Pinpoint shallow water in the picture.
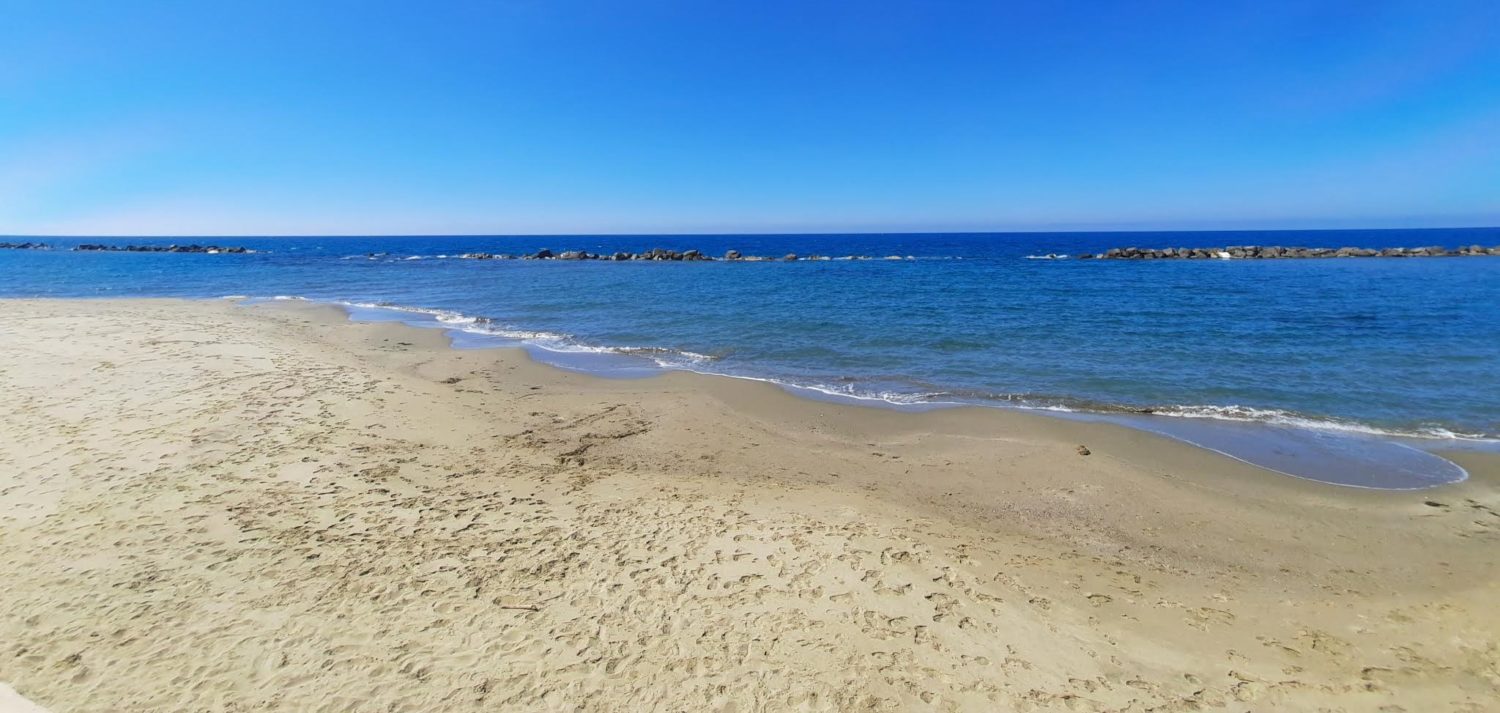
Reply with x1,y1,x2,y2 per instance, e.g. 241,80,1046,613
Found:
4,229,1498,488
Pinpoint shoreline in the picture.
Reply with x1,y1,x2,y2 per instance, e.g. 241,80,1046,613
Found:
7,230,1499,467
293,295,1500,441
2,298,1498,711
284,295,1491,490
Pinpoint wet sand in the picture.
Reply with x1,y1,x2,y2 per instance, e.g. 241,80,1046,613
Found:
1,298,1497,712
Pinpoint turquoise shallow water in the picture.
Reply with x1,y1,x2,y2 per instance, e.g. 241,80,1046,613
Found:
3,228,1498,488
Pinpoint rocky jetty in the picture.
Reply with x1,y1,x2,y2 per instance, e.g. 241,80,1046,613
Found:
457,247,715,261
5,241,251,253
451,248,887,262
1084,245,1500,260
74,243,250,254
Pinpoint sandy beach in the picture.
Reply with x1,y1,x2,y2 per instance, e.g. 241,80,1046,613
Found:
1,298,1496,712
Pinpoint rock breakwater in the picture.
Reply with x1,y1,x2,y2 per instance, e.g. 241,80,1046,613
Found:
75,243,250,254
1083,245,1500,260
449,248,901,262
2,242,251,253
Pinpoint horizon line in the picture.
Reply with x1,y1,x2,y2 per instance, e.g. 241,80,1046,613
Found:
5,224,1499,240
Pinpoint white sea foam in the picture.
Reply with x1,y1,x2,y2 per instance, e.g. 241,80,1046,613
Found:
1018,403,1079,413
668,370,953,408
340,300,491,328
783,381,947,405
1146,404,1494,441
329,299,714,367
606,346,718,363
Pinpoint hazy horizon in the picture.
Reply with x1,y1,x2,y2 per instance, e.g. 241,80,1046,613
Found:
5,223,1500,241
21,218,1500,239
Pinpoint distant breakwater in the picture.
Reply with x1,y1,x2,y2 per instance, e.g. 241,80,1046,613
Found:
0,242,250,254
10,241,1500,262
432,248,911,262
1078,245,1500,260
359,244,1500,262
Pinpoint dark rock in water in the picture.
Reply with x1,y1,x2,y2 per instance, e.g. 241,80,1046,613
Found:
71,243,249,254
612,252,631,261
1086,244,1499,261
0,241,49,250
783,253,798,261
530,248,554,259
557,250,585,260
725,249,741,260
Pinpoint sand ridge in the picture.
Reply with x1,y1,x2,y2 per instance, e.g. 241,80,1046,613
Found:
1,298,1497,712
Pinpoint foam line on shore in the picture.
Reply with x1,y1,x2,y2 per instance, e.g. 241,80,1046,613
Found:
253,295,1499,445
1153,429,1467,491
231,295,1489,489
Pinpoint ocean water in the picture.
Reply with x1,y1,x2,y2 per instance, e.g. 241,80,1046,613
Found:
4,228,1498,488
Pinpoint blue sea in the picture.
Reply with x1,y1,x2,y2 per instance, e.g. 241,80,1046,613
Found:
4,228,1498,489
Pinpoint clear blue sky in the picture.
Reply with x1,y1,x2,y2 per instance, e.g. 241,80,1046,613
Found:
2,1,1498,235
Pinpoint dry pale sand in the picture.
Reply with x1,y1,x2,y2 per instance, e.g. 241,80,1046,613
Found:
1,298,1497,712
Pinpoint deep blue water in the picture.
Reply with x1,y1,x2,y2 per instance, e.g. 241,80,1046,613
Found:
4,228,1498,488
